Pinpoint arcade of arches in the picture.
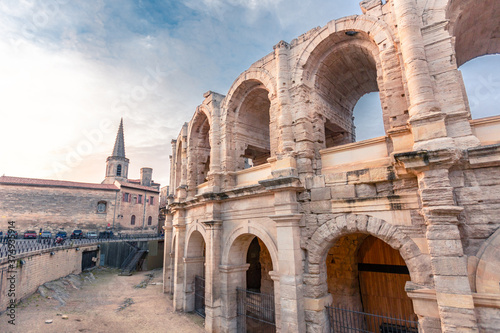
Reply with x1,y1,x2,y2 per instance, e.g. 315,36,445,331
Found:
163,1,500,332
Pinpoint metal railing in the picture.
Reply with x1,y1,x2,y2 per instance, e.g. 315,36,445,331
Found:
237,288,275,333
326,306,419,333
194,275,206,318
0,233,164,259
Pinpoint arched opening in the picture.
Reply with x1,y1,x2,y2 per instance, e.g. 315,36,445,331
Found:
311,34,385,149
223,232,277,332
116,164,122,176
147,216,152,225
353,92,385,141
448,0,500,120
459,55,500,119
326,234,416,331
174,140,182,191
233,81,271,169
184,230,206,315
189,111,211,186
130,215,136,225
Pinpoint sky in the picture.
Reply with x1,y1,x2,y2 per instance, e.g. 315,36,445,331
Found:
0,1,498,188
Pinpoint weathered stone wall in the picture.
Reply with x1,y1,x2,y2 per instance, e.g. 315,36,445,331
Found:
0,184,117,233
165,0,500,332
0,244,99,312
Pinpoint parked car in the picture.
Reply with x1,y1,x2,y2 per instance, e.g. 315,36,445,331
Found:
71,230,83,239
98,231,114,239
7,230,18,238
86,231,98,239
23,230,37,239
40,231,52,239
55,231,67,239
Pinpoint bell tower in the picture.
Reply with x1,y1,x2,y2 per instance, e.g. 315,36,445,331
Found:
103,118,129,184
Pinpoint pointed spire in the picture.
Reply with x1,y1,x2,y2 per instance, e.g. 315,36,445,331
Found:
111,118,126,157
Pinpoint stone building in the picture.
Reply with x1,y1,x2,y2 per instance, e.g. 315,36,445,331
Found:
163,0,500,332
0,119,160,234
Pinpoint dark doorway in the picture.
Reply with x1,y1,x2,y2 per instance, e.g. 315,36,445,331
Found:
82,250,98,270
246,237,261,291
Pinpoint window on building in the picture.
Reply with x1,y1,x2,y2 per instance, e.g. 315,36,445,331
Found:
117,164,122,176
150,196,154,205
131,215,136,225
97,201,107,213
148,216,152,225
123,192,131,202
137,195,143,204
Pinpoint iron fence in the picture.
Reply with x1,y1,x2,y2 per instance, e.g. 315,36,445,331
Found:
237,288,275,333
194,275,205,318
0,233,163,259
326,306,419,333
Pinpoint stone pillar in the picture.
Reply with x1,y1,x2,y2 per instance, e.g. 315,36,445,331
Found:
395,150,479,332
418,168,479,332
203,220,223,332
271,213,306,332
219,264,250,333
269,270,282,332
183,256,205,312
274,40,294,155
162,214,173,294
172,211,186,311
393,0,454,151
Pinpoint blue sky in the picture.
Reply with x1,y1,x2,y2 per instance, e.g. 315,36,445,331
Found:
0,1,497,187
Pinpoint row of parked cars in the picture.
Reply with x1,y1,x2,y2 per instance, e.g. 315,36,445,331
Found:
0,229,100,239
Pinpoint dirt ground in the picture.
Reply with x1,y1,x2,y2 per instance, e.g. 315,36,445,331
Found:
0,267,205,333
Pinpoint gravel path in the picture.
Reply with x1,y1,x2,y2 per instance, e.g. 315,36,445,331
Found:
0,267,204,333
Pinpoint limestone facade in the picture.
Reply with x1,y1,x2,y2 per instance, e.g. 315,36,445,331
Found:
163,1,500,332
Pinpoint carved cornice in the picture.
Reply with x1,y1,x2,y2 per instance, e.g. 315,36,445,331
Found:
394,148,462,172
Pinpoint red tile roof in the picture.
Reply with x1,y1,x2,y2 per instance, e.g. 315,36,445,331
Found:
0,176,119,191
117,180,159,192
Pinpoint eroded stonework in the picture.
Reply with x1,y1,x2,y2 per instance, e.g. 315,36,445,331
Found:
162,1,500,332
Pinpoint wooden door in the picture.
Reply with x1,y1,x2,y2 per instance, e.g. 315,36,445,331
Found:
357,236,415,321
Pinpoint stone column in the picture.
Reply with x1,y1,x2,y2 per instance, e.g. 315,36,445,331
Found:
396,151,479,332
172,210,186,311
269,270,282,332
418,168,478,332
274,40,294,155
393,0,454,151
202,220,223,332
270,213,306,333
183,256,205,312
162,214,173,294
219,264,250,333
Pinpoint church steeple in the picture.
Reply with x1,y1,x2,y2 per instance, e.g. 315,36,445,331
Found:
103,119,130,184
112,118,126,158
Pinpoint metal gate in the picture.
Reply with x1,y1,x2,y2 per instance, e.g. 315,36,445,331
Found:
237,288,275,333
82,250,98,270
194,275,205,317
326,306,419,333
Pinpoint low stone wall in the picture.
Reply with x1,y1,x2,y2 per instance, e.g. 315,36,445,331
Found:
0,243,99,312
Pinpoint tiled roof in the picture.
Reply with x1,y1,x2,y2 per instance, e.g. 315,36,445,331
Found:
117,180,160,192
0,176,119,191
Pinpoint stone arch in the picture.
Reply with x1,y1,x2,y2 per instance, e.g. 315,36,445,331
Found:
292,16,407,150
222,224,279,272
473,226,500,294
185,222,208,257
222,67,277,114
183,228,207,312
447,0,500,67
306,214,432,285
187,106,212,191
304,214,431,332
221,74,277,172
173,133,184,192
